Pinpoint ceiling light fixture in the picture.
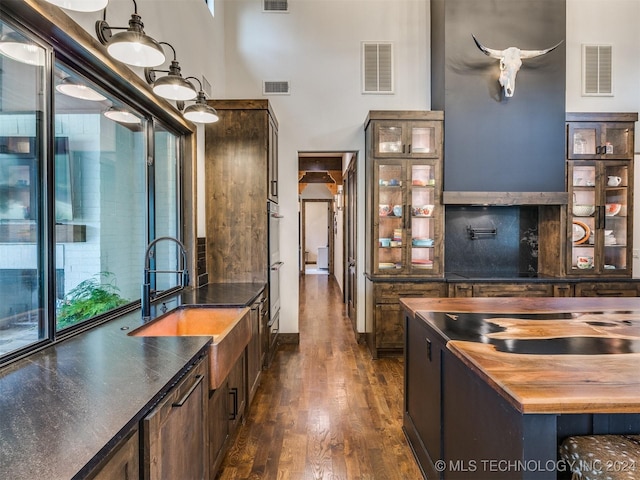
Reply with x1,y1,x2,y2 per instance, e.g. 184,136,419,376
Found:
44,0,109,12
103,107,142,124
144,42,197,101
56,77,107,101
95,0,165,68
0,31,45,66
182,77,219,124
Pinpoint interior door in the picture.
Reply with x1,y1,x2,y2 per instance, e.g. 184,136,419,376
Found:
345,156,358,328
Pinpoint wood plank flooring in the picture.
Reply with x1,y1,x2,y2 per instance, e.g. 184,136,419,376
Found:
217,274,423,480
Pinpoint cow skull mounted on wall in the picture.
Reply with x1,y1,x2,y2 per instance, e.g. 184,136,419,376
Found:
472,34,563,98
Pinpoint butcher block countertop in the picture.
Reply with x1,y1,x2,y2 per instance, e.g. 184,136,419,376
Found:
400,297,640,415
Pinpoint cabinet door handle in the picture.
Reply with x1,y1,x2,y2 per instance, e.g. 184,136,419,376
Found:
229,387,238,420
271,180,278,197
426,338,432,361
172,374,204,408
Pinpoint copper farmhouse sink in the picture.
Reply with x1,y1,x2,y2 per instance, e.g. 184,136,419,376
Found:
129,307,251,390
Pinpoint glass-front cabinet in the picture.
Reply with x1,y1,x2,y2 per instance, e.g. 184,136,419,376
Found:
568,160,632,276
374,160,442,275
365,111,444,278
372,119,442,158
567,113,636,160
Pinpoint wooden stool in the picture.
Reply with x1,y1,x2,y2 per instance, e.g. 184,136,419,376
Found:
559,435,640,480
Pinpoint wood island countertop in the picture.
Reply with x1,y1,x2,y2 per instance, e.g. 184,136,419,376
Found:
400,297,640,415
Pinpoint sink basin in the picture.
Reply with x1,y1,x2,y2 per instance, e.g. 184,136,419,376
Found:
129,307,251,390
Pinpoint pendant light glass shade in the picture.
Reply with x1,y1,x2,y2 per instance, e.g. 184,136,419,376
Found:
44,0,109,12
183,92,219,124
153,71,198,101
96,5,165,68
56,77,107,101
146,43,197,101
104,107,141,124
0,31,45,66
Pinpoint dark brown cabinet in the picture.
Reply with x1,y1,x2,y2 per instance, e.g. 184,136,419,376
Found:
449,282,554,298
247,290,267,406
209,350,247,478
205,99,278,283
565,113,637,277
365,281,446,358
142,357,208,480
89,428,139,480
404,311,444,480
364,111,445,358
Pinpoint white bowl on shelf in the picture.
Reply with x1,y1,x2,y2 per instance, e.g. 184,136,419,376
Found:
573,204,595,216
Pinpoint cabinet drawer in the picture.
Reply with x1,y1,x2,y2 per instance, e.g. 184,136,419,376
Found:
451,283,553,298
374,282,446,302
575,282,640,297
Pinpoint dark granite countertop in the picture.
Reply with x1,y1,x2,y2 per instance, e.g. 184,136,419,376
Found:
0,282,266,480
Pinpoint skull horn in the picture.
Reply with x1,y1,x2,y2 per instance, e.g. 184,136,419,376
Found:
472,34,504,59
519,40,564,59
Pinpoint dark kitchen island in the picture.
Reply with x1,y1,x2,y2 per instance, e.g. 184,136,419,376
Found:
400,297,640,480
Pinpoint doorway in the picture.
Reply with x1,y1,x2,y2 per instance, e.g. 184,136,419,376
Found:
301,199,333,275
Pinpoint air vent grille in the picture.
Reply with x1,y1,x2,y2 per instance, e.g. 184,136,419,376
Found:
263,81,290,95
201,75,212,97
264,0,288,12
583,45,612,96
362,42,393,94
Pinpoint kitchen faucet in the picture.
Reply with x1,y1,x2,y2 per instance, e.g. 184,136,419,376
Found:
141,236,189,320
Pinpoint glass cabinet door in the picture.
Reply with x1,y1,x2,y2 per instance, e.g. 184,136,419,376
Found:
409,163,437,273
570,163,596,273
376,162,405,272
602,163,629,273
568,123,634,159
569,161,631,275
373,121,440,158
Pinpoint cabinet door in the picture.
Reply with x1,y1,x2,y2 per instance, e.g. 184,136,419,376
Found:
373,121,441,158
143,358,208,480
569,161,632,276
209,383,229,477
268,115,278,202
409,162,441,275
247,295,265,406
405,313,442,479
568,122,634,160
374,303,404,349
91,428,139,480
375,160,407,274
228,350,246,432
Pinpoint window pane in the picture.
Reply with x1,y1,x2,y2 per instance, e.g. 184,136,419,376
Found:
54,63,146,330
153,124,181,292
0,22,47,356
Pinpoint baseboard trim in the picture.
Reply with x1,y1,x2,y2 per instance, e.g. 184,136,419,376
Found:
278,333,300,345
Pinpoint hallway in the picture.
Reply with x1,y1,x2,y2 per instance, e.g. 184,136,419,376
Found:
217,274,422,479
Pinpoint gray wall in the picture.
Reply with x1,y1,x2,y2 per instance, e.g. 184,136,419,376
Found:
432,0,567,193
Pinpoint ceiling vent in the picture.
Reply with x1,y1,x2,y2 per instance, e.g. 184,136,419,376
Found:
263,0,288,12
362,42,393,94
582,44,612,96
263,80,290,95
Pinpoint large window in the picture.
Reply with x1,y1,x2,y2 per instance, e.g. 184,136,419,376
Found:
0,16,184,363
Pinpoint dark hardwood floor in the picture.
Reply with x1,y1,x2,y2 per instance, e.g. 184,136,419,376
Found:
217,273,423,479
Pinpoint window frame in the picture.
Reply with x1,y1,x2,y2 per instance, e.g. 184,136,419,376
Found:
0,5,195,366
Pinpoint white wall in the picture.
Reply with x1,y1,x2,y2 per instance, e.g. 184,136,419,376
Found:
222,0,430,335
304,201,329,264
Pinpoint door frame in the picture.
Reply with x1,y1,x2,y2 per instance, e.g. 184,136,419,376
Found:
344,154,358,326
301,199,334,275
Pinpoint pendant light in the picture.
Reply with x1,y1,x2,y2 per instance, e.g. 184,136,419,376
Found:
95,0,165,68
0,31,45,66
144,43,197,101
182,77,219,124
56,77,107,101
44,0,109,12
